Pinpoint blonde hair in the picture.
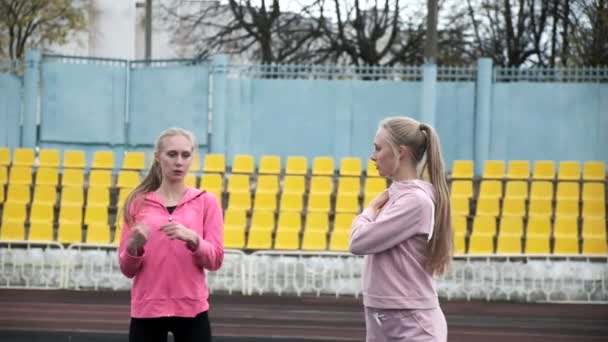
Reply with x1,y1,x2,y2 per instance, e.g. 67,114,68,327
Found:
380,116,453,275
121,127,197,226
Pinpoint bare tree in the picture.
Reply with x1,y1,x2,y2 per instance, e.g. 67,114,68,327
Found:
566,0,608,66
0,0,86,60
162,0,324,64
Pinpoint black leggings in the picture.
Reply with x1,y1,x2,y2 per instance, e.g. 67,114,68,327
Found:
129,311,212,342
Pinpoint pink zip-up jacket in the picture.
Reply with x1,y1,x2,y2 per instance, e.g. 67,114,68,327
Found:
118,188,224,318
350,180,439,309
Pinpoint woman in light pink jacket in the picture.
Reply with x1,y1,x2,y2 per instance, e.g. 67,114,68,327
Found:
350,117,452,342
118,127,224,342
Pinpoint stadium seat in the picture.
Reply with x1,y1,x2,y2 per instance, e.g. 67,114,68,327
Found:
28,203,54,223
499,216,524,236
337,177,361,196
307,193,331,213
60,187,84,206
525,235,551,254
8,166,32,185
366,159,380,177
256,175,279,194
450,180,473,199
200,173,223,195
452,215,467,235
478,180,503,199
328,230,349,252
57,223,82,244
121,151,146,170
451,160,474,179
475,197,500,217
232,154,254,174
116,170,140,189
468,234,494,254
530,181,553,200
253,192,277,211
86,187,110,207
246,211,275,249
227,192,251,211
582,218,606,239
227,174,250,194
0,221,25,240
532,161,555,180
91,150,115,169
582,161,605,181
527,216,552,236
582,237,607,255
6,185,30,205
582,200,605,218
309,176,333,195
285,156,307,175
334,193,359,214
472,216,497,236
12,148,35,167
0,147,9,166
554,199,579,217
553,216,578,237
504,180,528,199
304,213,329,232
301,230,326,250
0,165,6,184
528,198,553,217
553,235,579,254
333,213,356,231
185,173,197,188
86,224,110,244
274,228,300,250
279,192,303,212
84,206,108,225
496,234,522,254
451,196,470,216
453,232,466,254
2,202,26,223
339,157,362,177
38,149,60,168
61,169,85,187
58,204,83,224
482,160,505,179
63,150,86,169
258,155,281,175
556,182,580,201
501,198,526,217
203,154,225,173
506,160,530,180
32,185,57,206
283,175,306,194
28,222,53,241
36,167,59,186
312,156,334,176
223,210,247,249
88,170,112,188
557,161,581,181
582,183,605,201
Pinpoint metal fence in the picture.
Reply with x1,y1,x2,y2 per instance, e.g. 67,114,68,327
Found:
0,242,606,303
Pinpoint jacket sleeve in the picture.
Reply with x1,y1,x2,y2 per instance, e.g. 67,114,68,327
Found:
349,192,424,255
118,211,144,278
191,193,224,271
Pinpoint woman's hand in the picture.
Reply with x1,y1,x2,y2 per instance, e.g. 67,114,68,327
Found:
160,222,199,251
369,190,389,211
127,223,150,256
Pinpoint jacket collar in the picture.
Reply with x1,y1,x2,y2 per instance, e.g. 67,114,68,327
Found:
143,188,205,207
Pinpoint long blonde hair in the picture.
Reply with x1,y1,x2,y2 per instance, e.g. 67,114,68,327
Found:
380,117,453,275
120,127,197,226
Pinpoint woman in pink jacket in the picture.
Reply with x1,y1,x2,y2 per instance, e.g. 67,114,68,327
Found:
118,127,224,342
350,117,452,341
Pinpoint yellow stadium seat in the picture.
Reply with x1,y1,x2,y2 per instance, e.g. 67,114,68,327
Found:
525,235,551,254
58,204,83,224
6,185,30,205
116,170,140,189
203,154,225,173
228,192,251,211
528,198,553,217
61,187,84,206
227,174,250,194
527,216,552,236
305,212,329,232
482,160,505,179
36,167,59,186
38,149,60,168
472,216,497,236
279,192,303,213
258,155,281,175
553,235,579,254
84,206,108,225
558,161,581,181
582,237,607,255
364,177,387,194
283,175,306,194
583,161,605,181
328,230,349,252
0,147,9,166
122,151,146,170
453,232,466,254
496,234,522,254
86,224,110,244
57,223,82,244
553,216,578,237
32,185,57,205
468,234,494,254
582,218,606,239
312,156,334,176
0,185,5,204
63,150,86,169
450,180,473,199
224,209,247,230
556,182,580,201
274,229,300,250
555,199,579,217
532,161,555,180
476,197,500,217
88,170,112,188
117,188,133,208
334,213,356,231
277,212,301,231
582,200,605,218
337,177,360,196
29,203,54,223
310,176,333,195
0,221,25,240
224,227,246,249
9,166,32,185
232,154,254,174
451,196,470,216
478,180,503,199
506,160,530,180
190,153,201,172
256,175,279,194
339,157,362,177
452,215,467,235
253,192,277,211
0,165,7,184
451,160,474,179
185,173,197,188
91,150,114,169
335,193,359,214
501,198,526,217
28,222,53,241
12,148,35,167
61,169,84,187
500,216,524,236
301,230,326,251
504,181,528,199
87,187,109,207
366,159,380,177
200,173,223,195
582,183,605,201
307,193,331,213
530,181,553,200
2,202,26,224
246,211,275,249
285,156,307,175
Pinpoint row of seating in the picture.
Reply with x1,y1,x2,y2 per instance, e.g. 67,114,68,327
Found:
453,160,605,181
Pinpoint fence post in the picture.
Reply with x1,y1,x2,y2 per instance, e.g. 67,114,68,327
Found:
420,63,437,127
210,55,228,154
474,58,493,176
22,49,41,147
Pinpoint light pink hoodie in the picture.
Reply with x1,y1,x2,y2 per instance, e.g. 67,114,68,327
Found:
118,188,224,318
350,179,439,309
